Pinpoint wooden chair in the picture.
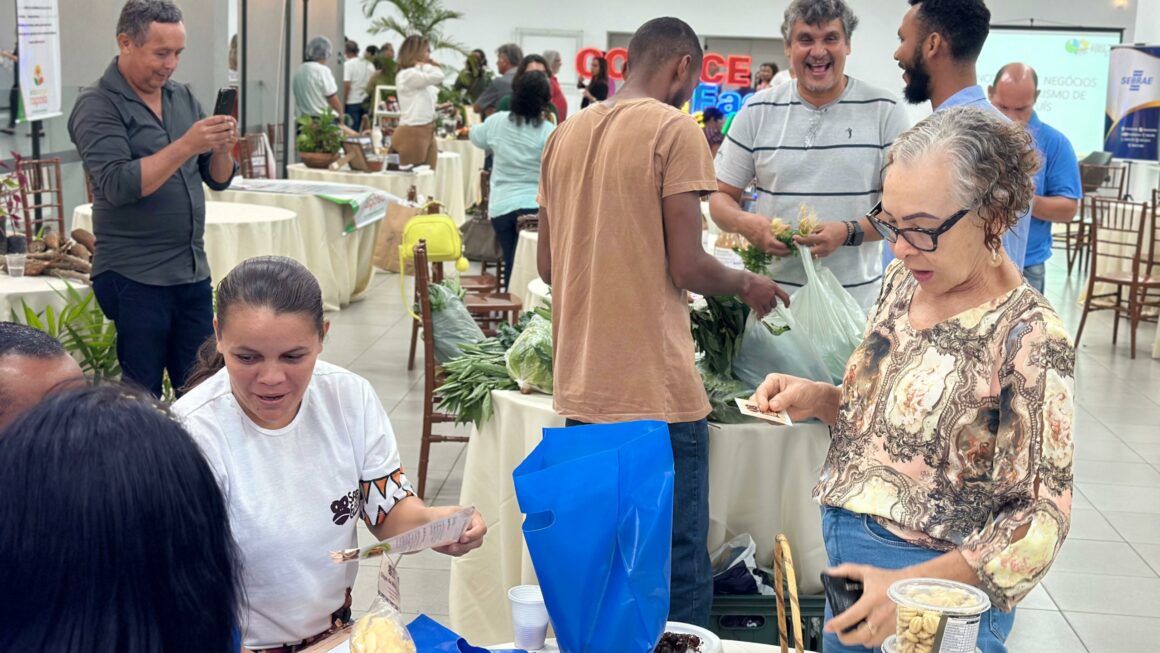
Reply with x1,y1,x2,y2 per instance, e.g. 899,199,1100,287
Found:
16,158,64,239
1062,163,1129,275
237,132,275,179
412,240,469,499
265,123,285,171
1075,197,1159,358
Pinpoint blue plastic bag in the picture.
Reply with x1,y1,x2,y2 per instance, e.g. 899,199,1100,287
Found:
513,421,675,653
406,615,527,653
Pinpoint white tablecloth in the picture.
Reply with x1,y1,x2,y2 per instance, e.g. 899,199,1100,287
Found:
449,390,831,645
73,201,305,291
435,152,467,226
286,162,451,219
0,275,90,320
205,184,380,312
509,231,539,303
525,278,550,311
440,138,486,207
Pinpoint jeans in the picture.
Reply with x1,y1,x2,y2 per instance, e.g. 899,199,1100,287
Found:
491,209,534,291
344,103,366,131
565,418,713,627
1023,263,1045,295
92,271,214,398
820,507,1015,653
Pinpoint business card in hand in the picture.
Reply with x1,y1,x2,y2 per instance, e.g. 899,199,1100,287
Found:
735,397,793,426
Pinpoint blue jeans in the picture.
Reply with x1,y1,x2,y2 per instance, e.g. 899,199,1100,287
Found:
1023,263,1045,294
821,507,1015,653
565,418,712,627
91,271,214,398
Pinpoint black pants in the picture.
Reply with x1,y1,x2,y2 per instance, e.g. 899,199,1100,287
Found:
491,208,535,291
344,103,366,131
91,271,214,398
7,84,17,128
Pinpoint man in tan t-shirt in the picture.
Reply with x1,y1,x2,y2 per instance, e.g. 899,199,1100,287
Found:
536,17,787,626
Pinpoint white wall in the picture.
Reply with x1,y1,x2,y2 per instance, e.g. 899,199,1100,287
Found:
344,0,1142,125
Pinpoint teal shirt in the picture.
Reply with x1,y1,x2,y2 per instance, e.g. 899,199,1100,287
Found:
469,111,555,217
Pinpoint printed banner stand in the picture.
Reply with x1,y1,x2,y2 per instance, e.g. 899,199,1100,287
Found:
1105,44,1160,162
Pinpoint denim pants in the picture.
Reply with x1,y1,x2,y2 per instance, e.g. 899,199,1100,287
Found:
91,271,214,398
1023,263,1046,295
491,209,535,291
821,506,1015,653
565,418,713,627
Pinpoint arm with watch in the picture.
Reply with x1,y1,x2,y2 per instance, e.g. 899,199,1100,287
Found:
792,211,879,258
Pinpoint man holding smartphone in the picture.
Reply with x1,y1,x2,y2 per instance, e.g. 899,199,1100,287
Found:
68,0,237,398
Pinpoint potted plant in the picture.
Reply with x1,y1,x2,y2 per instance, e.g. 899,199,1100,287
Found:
296,108,344,169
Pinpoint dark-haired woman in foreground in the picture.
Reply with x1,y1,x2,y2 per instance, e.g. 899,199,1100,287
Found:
0,385,242,653
174,256,486,651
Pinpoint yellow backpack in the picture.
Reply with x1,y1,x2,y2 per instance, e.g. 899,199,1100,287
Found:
400,207,469,319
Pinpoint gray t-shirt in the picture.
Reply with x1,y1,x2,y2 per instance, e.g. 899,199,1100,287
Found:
475,69,515,113
715,77,909,310
69,58,236,286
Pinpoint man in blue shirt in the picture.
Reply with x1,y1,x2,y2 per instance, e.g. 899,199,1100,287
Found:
988,63,1082,295
889,0,1033,270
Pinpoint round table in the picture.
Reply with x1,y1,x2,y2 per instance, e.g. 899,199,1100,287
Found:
449,390,831,645
440,137,486,207
204,184,378,312
72,201,306,291
287,162,450,221
508,230,539,304
435,151,467,226
0,275,90,321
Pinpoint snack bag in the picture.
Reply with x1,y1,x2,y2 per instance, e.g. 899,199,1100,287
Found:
350,597,417,653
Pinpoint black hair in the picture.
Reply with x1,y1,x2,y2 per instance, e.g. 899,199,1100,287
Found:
116,0,183,46
366,44,379,57
761,62,779,74
345,40,359,56
993,63,1038,91
0,384,242,653
627,17,703,77
590,55,609,84
515,53,549,80
510,71,552,127
703,107,725,122
0,321,67,359
908,0,991,63
184,256,324,392
472,48,488,67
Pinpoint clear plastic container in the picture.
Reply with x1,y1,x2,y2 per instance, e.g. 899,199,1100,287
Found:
882,634,980,653
887,578,990,653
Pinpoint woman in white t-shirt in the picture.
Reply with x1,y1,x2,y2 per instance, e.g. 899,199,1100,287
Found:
391,35,445,169
173,256,486,652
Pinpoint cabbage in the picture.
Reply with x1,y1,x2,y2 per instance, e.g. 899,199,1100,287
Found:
505,315,553,394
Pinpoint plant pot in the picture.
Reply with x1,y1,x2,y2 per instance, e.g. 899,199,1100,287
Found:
300,151,340,169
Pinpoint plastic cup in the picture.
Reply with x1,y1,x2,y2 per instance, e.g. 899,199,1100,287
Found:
508,584,549,650
5,253,25,277
887,578,989,653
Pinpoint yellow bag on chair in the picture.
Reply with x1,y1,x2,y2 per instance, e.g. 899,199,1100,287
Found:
399,211,469,319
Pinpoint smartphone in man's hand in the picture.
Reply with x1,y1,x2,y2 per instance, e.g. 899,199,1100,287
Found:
213,87,237,117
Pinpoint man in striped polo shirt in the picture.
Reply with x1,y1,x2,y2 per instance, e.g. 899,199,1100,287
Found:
710,0,909,311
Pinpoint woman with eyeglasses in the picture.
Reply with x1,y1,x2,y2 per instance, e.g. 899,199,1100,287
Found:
753,107,1075,653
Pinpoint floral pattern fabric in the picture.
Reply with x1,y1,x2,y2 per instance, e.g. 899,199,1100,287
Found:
816,261,1075,610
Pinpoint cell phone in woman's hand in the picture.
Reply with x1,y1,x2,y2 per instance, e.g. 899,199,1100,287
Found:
821,572,865,632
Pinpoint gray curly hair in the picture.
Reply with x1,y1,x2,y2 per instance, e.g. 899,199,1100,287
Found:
781,0,859,42
884,107,1042,253
304,36,332,63
117,0,183,46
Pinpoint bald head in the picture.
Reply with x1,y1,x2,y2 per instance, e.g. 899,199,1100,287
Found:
988,62,1039,126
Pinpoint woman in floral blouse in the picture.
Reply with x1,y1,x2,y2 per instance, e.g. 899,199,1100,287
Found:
755,107,1074,653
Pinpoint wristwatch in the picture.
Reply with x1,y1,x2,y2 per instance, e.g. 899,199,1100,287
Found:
843,220,865,247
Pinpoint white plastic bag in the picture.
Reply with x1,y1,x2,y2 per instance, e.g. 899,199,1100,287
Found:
789,247,867,383
733,305,831,387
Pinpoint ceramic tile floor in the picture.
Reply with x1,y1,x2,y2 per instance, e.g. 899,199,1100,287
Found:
328,253,1160,652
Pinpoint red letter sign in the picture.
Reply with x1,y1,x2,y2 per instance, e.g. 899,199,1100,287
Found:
726,55,752,87
701,53,726,83
606,47,628,81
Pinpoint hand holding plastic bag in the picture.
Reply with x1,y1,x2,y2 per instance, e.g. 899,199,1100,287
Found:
788,247,866,382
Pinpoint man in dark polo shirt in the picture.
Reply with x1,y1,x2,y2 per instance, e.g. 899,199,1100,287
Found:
68,0,237,397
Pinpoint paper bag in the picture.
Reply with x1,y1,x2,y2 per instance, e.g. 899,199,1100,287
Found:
377,201,423,273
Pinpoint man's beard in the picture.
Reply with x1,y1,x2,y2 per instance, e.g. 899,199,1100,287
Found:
902,49,932,104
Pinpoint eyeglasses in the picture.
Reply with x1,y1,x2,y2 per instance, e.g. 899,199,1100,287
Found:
865,201,971,253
